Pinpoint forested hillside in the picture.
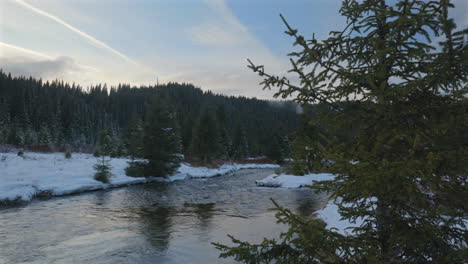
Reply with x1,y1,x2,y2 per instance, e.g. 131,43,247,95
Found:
0,71,298,158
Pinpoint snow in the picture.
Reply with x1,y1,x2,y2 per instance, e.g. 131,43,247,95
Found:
0,152,279,202
255,172,360,234
176,163,279,179
255,173,334,188
315,200,363,235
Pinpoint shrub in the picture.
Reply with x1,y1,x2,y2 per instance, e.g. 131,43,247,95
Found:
64,151,72,159
125,161,146,177
93,157,112,183
273,167,283,175
287,160,307,176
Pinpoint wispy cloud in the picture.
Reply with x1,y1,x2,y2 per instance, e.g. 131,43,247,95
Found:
0,41,98,71
1,0,295,99
14,0,140,66
2,56,81,78
188,23,242,46
174,0,289,98
0,41,53,60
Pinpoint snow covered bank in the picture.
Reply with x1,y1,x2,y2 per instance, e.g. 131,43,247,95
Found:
0,152,279,202
255,173,334,188
315,200,362,235
174,163,279,180
255,173,359,234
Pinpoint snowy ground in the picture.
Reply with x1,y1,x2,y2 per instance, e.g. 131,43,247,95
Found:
315,200,362,235
255,172,358,234
255,173,334,188
0,152,279,202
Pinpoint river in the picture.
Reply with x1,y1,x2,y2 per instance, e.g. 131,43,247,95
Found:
0,169,326,264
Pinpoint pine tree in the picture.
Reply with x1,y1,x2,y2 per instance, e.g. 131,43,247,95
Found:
289,105,330,174
266,133,285,164
124,119,145,159
190,107,222,162
233,124,249,159
95,128,115,157
0,98,9,144
94,156,112,183
0,98,10,139
215,0,467,263
141,104,182,177
9,120,25,146
0,71,299,156
38,125,52,145
216,105,234,159
50,109,64,148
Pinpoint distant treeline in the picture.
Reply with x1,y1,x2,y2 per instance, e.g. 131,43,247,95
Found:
0,71,298,159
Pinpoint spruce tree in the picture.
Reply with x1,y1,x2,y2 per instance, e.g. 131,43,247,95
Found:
124,119,145,159
216,105,234,159
139,104,182,177
0,99,10,145
215,0,467,263
190,107,222,162
0,71,299,156
38,125,52,145
95,128,117,156
289,105,330,174
94,156,112,183
233,124,249,159
266,133,285,164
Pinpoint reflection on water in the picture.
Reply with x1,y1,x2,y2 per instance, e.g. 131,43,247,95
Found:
139,206,173,252
0,169,325,264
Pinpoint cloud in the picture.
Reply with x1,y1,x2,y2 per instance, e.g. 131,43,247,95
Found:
0,42,52,60
451,0,468,28
162,68,283,99
13,0,140,66
1,0,291,99
0,42,102,85
1,56,82,79
186,0,253,47
188,23,243,46
176,0,293,99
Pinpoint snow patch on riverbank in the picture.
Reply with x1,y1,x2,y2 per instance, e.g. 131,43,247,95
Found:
256,173,360,234
255,173,334,188
0,152,279,202
176,163,279,180
315,200,362,235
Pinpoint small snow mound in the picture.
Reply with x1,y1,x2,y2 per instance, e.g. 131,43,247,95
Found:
316,200,363,235
255,173,335,188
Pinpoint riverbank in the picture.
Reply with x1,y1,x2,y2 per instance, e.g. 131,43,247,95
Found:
255,173,334,188
255,172,360,235
0,167,319,263
0,152,279,203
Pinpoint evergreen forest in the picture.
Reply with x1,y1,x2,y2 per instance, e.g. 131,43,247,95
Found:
0,71,298,160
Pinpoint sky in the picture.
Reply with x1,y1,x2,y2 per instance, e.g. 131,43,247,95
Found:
0,0,467,99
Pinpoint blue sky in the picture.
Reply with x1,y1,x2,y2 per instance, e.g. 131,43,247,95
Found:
0,0,466,99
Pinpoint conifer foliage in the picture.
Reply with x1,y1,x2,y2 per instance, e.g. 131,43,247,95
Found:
94,157,112,183
190,107,222,162
126,104,182,178
215,0,467,263
0,76,297,157
142,104,182,177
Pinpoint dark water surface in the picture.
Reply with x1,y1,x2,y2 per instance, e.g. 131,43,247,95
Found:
0,169,326,264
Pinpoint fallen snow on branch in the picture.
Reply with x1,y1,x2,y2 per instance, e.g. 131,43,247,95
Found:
0,152,279,202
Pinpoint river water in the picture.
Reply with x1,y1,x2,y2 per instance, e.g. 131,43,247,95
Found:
0,169,326,264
